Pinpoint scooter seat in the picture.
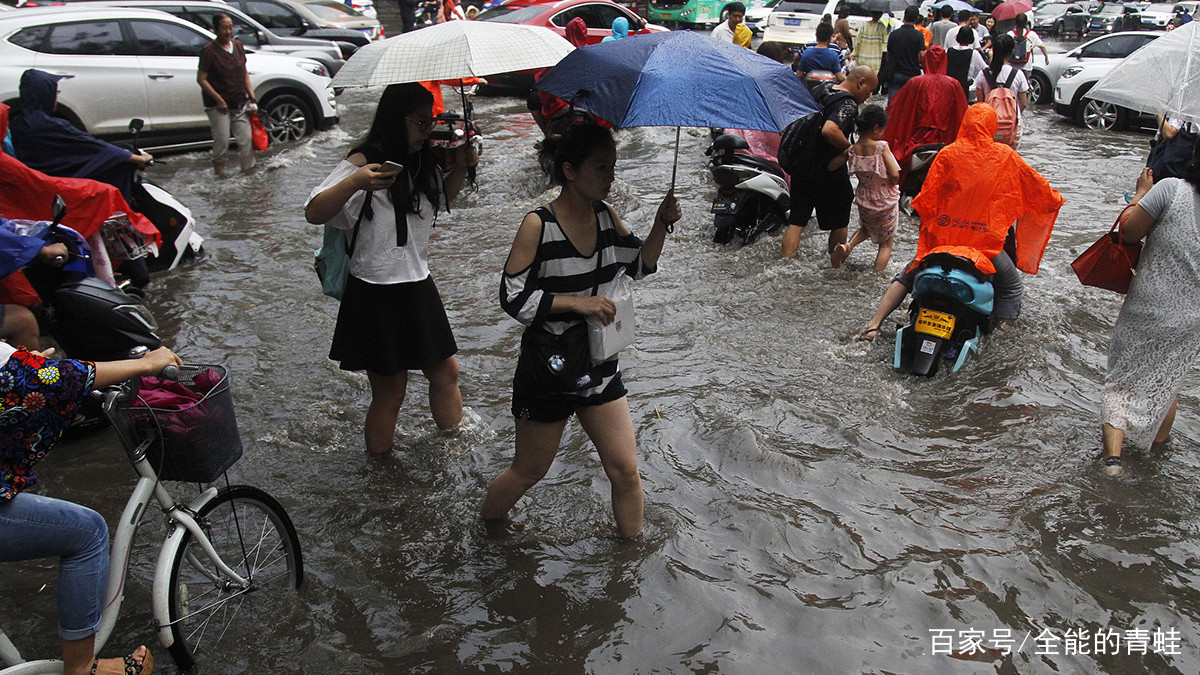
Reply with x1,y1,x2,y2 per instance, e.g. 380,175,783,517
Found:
718,151,786,179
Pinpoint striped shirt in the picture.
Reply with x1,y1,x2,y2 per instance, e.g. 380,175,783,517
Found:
501,202,651,396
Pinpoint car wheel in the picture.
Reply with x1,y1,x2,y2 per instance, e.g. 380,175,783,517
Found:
1029,71,1051,104
1078,97,1127,130
260,93,313,143
1053,19,1063,35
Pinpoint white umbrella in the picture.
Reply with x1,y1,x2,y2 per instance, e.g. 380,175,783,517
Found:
1086,21,1200,126
332,21,577,88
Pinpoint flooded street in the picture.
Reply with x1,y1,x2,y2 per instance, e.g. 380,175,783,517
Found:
5,36,1200,674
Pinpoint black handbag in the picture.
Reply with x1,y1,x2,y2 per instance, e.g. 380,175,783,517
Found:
520,321,595,392
519,220,603,391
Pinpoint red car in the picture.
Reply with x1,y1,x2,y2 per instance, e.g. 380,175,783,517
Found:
477,0,668,45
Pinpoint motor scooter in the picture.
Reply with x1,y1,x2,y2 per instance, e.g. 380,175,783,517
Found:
430,84,483,184
706,133,790,245
13,196,163,433
899,142,947,214
126,119,204,272
893,252,994,376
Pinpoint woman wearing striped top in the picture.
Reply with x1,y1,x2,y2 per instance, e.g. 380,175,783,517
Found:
482,124,680,538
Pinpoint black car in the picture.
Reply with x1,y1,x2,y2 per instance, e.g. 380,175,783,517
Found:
1089,2,1141,32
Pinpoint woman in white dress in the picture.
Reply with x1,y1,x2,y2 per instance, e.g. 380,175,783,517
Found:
1102,143,1200,475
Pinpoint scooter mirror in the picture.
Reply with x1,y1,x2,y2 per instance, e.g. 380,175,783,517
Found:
128,118,144,134
50,195,67,227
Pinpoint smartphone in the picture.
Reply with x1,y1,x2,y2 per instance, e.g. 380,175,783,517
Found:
379,160,404,173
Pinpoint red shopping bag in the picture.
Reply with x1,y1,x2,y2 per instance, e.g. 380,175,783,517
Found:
249,112,269,151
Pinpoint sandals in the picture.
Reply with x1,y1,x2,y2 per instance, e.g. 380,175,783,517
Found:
90,647,153,675
857,327,881,342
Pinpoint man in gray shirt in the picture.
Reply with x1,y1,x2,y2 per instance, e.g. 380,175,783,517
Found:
929,5,958,48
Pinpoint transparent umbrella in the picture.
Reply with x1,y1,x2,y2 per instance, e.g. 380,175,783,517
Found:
331,21,576,88
1086,21,1200,126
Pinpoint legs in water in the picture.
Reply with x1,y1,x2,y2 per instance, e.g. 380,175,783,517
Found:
365,370,408,455
832,227,869,269
482,397,643,538
1102,399,1178,476
481,416,568,524
781,224,804,258
577,397,643,538
423,355,463,431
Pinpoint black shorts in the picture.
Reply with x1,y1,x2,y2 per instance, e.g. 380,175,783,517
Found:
510,334,626,423
330,274,457,374
788,164,853,231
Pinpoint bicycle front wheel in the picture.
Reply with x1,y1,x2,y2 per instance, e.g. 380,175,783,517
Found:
166,485,303,671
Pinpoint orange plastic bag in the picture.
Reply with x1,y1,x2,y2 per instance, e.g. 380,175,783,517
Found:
249,112,269,151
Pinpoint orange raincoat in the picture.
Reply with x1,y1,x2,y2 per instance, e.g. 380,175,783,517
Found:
910,104,1063,275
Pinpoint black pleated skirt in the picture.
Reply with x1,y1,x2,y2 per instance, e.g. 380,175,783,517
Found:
329,274,457,374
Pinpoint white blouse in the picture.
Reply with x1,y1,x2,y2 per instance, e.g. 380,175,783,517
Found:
306,160,444,285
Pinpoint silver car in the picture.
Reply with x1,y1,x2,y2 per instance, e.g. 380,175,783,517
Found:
96,0,346,74
0,6,339,148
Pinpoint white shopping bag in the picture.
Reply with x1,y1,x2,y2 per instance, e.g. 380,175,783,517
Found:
587,270,635,362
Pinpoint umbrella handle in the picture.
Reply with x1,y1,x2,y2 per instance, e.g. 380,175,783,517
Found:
667,126,680,234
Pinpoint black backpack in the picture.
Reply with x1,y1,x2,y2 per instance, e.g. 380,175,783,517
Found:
777,89,855,174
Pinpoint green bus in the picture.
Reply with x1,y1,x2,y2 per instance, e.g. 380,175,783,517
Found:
647,0,777,30
647,0,725,27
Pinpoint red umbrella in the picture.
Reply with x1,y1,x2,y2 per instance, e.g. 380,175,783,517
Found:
991,0,1033,21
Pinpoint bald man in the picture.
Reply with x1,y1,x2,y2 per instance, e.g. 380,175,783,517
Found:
781,65,877,264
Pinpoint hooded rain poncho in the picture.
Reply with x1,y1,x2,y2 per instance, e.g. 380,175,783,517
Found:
910,104,1063,275
883,45,968,187
9,70,138,202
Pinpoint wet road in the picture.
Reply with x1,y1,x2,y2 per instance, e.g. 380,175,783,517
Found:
5,34,1200,675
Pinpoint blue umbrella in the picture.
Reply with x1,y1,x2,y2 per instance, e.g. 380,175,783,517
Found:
536,30,820,188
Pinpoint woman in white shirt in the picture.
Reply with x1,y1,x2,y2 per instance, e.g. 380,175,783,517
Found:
306,82,476,455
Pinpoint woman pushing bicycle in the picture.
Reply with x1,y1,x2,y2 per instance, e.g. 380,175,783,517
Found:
0,344,180,675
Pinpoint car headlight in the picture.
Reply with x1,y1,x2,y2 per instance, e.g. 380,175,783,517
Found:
1061,66,1084,79
297,61,329,78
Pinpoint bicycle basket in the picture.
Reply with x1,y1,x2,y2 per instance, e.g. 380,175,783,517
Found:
113,364,243,482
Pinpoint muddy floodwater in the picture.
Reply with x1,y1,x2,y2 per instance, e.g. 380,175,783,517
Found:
4,35,1200,675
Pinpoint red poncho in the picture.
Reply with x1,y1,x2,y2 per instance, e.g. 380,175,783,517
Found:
910,104,1064,275
883,45,968,186
0,103,160,305
538,18,589,121
0,104,158,244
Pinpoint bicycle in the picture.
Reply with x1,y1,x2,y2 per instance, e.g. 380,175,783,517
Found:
0,364,304,674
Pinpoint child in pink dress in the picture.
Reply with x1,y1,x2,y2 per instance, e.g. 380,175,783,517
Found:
832,105,900,271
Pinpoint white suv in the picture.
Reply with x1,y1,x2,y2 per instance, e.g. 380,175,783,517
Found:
763,0,870,48
0,6,339,149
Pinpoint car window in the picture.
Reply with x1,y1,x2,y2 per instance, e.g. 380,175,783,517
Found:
244,0,306,28
590,3,630,27
477,4,546,22
184,8,262,44
45,20,133,55
8,24,50,51
129,18,208,56
774,0,827,12
1079,33,1139,56
551,5,594,27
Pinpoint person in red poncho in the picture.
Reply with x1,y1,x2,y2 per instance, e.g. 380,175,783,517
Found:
858,104,1063,341
882,44,968,189
531,17,590,137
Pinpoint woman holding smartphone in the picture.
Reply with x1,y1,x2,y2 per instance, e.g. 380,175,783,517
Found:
305,83,476,455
